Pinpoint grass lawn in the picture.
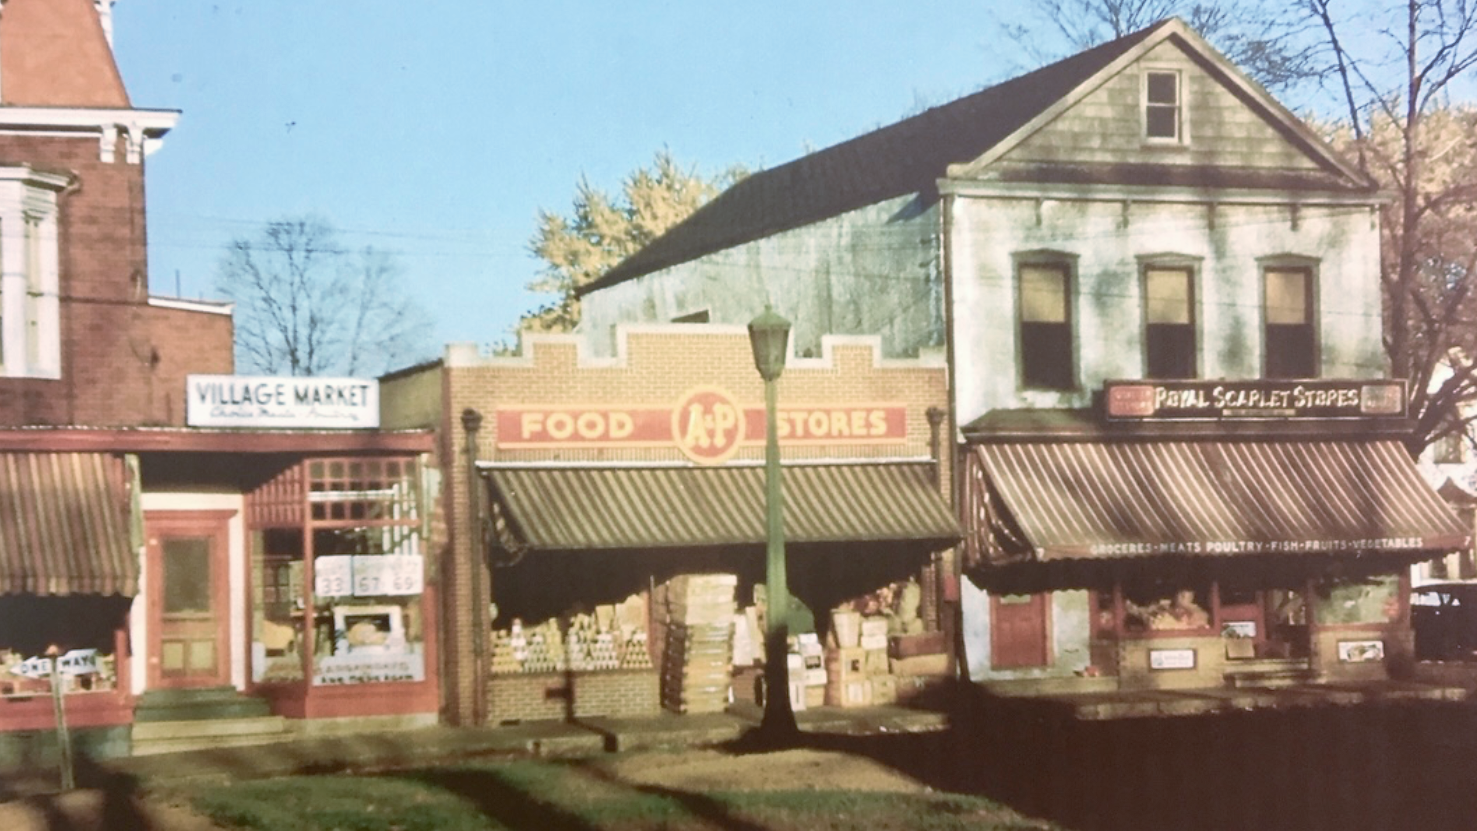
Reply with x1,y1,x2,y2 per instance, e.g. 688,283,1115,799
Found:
181,755,1054,831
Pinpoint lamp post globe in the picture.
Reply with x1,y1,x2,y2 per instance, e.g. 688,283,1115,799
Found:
748,306,790,382
747,305,798,742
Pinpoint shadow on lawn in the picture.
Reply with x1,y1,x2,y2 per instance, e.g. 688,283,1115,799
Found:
395,767,601,831
396,762,773,831
739,685,1477,831
3,753,153,831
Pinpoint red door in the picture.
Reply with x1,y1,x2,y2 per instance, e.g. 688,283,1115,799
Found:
991,592,1050,668
146,511,233,689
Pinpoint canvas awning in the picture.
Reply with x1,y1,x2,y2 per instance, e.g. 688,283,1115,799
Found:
973,440,1469,561
0,453,137,595
481,460,960,553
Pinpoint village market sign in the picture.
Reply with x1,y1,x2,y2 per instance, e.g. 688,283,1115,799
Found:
1105,379,1407,421
187,375,380,429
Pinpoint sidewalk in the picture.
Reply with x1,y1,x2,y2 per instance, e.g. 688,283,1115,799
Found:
3,700,951,796
111,702,949,787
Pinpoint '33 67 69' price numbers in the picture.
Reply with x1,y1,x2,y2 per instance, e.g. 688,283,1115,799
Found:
313,555,423,598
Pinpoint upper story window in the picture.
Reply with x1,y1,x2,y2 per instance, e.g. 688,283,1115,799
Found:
0,169,66,379
1018,261,1076,390
1144,71,1183,142
1264,266,1317,379
1143,265,1197,378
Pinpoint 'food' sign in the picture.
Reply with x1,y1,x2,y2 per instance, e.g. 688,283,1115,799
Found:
496,386,907,465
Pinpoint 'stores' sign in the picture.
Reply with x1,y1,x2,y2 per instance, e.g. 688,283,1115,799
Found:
496,386,908,465
1105,379,1407,421
187,375,380,428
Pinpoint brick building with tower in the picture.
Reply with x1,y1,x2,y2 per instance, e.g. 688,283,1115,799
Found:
0,0,438,766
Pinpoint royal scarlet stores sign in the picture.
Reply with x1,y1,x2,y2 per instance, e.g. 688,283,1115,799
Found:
496,386,908,465
1105,379,1407,421
187,375,380,428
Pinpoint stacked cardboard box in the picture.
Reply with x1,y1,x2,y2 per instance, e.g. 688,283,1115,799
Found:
825,617,892,707
660,574,737,714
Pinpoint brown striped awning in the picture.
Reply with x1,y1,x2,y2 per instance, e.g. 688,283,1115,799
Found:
0,453,137,595
972,440,1469,561
482,460,960,552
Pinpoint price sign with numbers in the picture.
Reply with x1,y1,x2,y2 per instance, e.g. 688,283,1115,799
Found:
314,556,353,598
352,555,423,597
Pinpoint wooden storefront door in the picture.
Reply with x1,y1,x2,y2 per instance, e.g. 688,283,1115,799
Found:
146,511,232,689
991,592,1051,668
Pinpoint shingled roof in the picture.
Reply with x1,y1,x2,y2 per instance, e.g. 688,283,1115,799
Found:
1,0,130,108
581,18,1370,297
580,22,1166,296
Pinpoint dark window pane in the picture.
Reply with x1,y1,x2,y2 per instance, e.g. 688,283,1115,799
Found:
1146,106,1178,139
1021,322,1074,389
1147,72,1178,104
1146,324,1196,378
1266,324,1315,378
163,537,211,614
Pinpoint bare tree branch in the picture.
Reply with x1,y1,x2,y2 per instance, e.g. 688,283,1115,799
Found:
214,216,433,376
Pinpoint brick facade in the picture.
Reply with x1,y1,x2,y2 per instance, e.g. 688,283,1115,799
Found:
382,324,952,725
488,670,661,723
0,134,234,427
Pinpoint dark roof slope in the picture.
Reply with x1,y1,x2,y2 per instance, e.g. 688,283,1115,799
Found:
581,21,1167,296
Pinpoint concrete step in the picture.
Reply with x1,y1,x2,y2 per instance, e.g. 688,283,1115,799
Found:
134,687,272,722
1225,664,1321,689
131,716,289,756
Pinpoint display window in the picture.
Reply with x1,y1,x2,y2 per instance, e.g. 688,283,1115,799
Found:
249,456,428,687
1122,580,1213,633
0,596,128,697
1314,574,1402,626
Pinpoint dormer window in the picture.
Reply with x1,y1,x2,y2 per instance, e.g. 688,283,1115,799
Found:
1144,71,1183,142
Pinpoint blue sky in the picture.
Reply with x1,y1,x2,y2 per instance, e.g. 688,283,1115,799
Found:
111,1,1024,351
111,2,1420,355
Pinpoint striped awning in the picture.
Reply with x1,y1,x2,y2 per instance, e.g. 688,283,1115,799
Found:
973,440,1469,561
482,460,960,552
0,453,137,595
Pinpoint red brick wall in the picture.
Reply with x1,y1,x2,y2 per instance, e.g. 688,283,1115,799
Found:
384,327,951,725
488,670,660,723
0,134,235,427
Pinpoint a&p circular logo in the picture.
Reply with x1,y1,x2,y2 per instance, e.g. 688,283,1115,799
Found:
672,386,745,465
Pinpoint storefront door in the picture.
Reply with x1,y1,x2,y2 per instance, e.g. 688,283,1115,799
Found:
991,592,1050,668
146,511,232,689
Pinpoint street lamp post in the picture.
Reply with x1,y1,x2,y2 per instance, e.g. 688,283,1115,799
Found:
748,306,798,742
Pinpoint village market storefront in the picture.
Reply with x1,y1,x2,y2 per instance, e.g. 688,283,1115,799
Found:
960,380,1470,712
0,375,438,763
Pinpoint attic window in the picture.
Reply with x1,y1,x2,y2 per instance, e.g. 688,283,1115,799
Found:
1144,71,1182,141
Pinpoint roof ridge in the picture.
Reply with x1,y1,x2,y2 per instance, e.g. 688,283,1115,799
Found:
581,19,1172,295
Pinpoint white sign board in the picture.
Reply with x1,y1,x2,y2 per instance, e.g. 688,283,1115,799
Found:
187,375,379,429
313,652,425,686
8,649,97,680
315,555,423,598
352,555,423,597
1148,648,1197,670
314,556,354,598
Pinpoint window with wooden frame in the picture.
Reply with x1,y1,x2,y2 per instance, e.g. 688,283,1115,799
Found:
0,170,65,379
1018,262,1076,390
1143,265,1196,378
1264,266,1317,378
1144,70,1183,142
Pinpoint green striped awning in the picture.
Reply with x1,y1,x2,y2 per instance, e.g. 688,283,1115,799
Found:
970,440,1468,561
0,453,137,595
481,460,960,552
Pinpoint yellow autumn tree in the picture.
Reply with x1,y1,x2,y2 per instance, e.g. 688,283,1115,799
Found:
520,150,744,335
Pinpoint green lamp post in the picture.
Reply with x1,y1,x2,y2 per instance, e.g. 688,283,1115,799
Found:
748,305,798,741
